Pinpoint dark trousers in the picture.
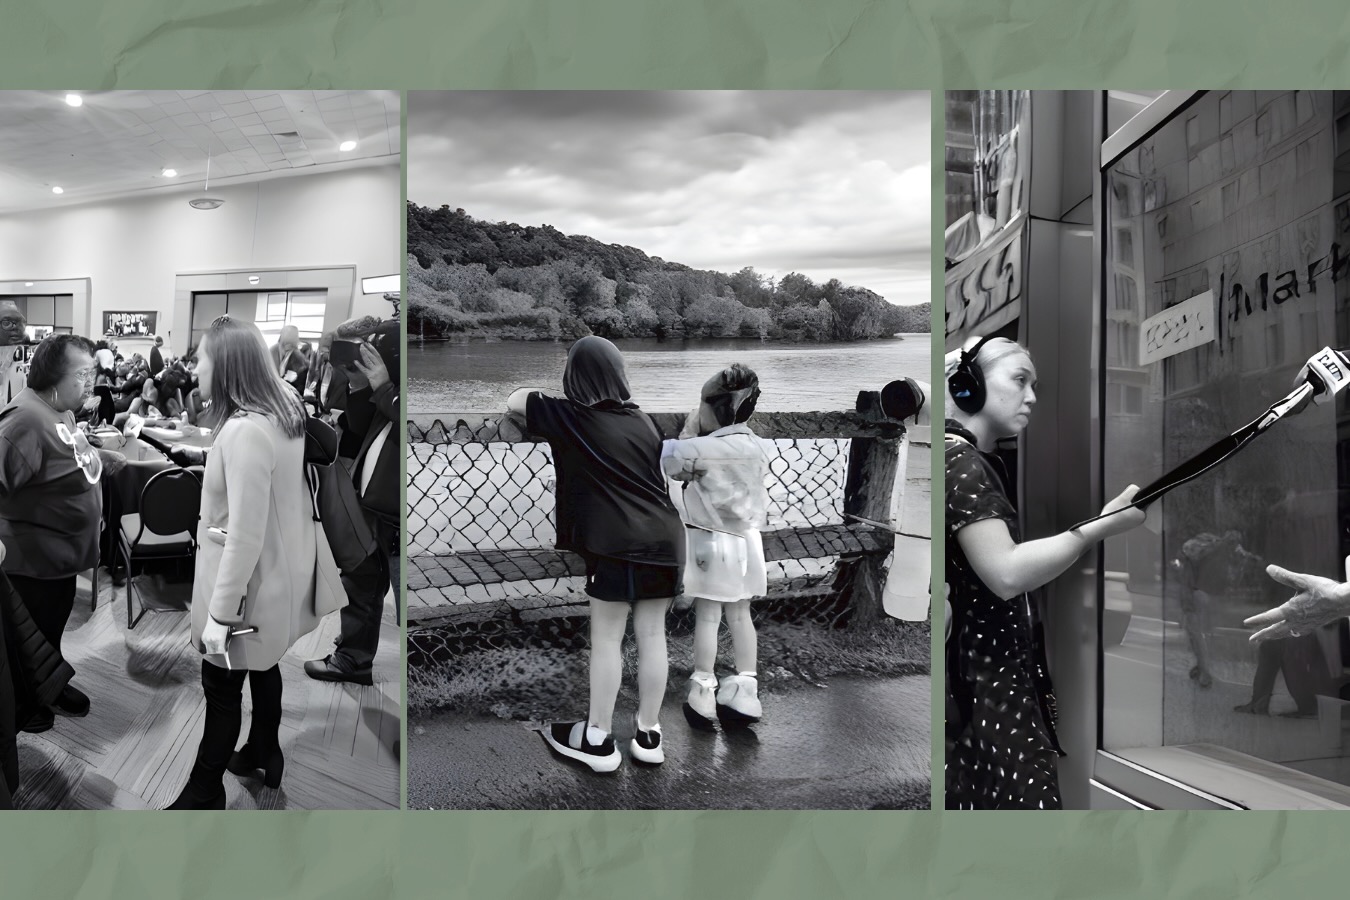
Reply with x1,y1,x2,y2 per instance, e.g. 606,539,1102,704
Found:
1245,633,1326,712
183,661,283,800
332,517,399,670
9,575,77,657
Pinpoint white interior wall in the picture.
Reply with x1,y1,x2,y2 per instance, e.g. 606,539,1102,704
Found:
0,163,400,342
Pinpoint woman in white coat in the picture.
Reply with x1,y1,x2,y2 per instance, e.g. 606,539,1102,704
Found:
166,315,323,810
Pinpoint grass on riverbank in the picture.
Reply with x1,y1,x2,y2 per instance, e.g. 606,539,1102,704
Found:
407,615,930,719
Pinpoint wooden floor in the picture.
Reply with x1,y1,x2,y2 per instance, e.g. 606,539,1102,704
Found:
12,570,401,810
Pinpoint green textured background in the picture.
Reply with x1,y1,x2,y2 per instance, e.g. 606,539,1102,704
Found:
4,2,1350,898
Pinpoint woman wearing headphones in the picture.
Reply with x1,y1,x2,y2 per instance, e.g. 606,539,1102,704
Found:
945,335,1145,810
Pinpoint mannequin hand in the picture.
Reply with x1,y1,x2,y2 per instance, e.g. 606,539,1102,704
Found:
1245,565,1350,641
201,617,231,656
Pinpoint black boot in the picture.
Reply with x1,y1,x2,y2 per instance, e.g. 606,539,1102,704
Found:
164,780,226,810
226,743,285,789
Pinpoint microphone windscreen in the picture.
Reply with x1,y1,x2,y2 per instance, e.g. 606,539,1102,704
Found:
1306,347,1350,404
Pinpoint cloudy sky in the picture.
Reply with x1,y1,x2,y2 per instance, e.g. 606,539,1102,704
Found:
408,92,930,306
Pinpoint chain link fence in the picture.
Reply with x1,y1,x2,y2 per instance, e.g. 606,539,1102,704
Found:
407,411,929,716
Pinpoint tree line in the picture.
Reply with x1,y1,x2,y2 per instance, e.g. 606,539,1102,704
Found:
408,204,930,342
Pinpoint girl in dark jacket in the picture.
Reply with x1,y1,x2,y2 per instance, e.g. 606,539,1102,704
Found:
507,337,685,772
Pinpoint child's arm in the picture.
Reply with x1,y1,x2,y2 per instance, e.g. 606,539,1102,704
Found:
505,387,532,418
661,437,704,482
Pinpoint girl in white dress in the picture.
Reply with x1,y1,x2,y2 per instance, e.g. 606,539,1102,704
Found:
662,363,770,728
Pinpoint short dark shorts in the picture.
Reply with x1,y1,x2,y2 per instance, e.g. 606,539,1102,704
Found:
584,556,681,603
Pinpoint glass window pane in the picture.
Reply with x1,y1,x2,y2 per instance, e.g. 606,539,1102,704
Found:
25,296,53,326
1103,90,1350,790
944,90,1029,231
226,293,259,321
191,293,228,329
53,295,73,329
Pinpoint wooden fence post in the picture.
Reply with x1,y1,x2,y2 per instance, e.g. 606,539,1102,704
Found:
839,390,903,627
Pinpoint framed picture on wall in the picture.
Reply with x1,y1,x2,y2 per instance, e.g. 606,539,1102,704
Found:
103,311,157,336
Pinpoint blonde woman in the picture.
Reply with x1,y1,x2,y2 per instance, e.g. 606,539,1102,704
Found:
944,335,1144,809
165,316,326,809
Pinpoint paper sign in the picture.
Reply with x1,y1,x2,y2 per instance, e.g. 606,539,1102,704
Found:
1138,290,1215,365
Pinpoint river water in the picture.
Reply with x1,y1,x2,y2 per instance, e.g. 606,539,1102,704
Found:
409,336,931,413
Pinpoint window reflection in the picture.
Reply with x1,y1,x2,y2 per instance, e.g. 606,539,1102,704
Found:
1103,90,1350,789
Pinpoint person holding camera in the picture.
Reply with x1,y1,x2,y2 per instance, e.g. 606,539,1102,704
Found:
304,316,400,687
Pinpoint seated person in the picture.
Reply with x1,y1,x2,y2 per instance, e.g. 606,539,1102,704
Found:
182,386,207,426
121,380,182,422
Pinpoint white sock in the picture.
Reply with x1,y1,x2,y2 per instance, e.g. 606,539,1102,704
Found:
691,670,717,689
585,724,609,746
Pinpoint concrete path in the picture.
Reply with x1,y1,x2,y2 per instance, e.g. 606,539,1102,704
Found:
409,674,930,810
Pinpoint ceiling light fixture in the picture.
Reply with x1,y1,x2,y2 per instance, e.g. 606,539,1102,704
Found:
65,94,82,108
248,275,260,285
161,168,177,178
51,186,63,194
339,140,357,152
189,138,224,210
24,283,33,287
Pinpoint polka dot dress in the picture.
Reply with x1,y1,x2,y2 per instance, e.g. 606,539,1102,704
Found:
944,420,1063,810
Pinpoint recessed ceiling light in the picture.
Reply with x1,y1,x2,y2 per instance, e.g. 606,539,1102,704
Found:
65,94,82,108
51,186,63,194
24,283,33,288
161,168,177,178
339,140,357,152
248,276,260,285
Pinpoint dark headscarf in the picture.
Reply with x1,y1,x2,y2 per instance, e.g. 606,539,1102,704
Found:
563,336,632,408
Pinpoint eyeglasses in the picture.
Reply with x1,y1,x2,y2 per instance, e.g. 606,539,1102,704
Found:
65,366,95,384
211,314,231,327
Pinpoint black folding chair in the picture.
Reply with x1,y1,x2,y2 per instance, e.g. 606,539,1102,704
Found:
118,466,202,629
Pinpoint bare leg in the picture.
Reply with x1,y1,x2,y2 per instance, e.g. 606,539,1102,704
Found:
692,597,723,675
1179,589,1213,687
724,598,757,674
588,598,630,734
632,597,673,731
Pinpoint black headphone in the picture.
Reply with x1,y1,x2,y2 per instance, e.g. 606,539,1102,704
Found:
948,335,994,414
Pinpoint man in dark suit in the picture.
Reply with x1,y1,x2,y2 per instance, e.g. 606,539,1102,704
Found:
148,335,165,377
269,325,309,396
305,318,399,686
